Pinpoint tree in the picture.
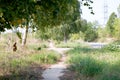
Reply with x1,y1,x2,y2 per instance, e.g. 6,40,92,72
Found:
106,12,117,37
0,0,94,46
113,18,120,39
97,27,106,39
84,22,98,42
0,0,37,46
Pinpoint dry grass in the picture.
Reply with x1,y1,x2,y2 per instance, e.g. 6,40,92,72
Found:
0,33,61,80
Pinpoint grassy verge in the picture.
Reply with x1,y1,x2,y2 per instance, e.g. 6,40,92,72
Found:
67,45,120,80
0,49,61,80
55,41,87,48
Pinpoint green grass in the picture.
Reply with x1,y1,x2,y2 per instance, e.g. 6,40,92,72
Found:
98,61,120,80
0,33,62,80
69,55,105,77
0,49,61,80
67,45,120,80
28,50,61,64
55,41,86,48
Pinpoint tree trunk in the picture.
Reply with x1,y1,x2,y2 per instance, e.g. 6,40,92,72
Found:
22,25,28,46
64,32,67,43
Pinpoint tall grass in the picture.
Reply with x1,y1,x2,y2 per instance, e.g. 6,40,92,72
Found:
67,45,120,80
28,50,61,64
69,55,105,77
98,61,120,80
0,33,62,79
0,49,61,79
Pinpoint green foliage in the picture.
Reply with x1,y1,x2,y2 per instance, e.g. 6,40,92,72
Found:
0,0,81,45
67,47,94,55
0,17,11,31
103,44,119,51
10,59,28,69
28,42,48,50
97,27,107,42
102,44,120,52
67,45,120,79
0,49,61,79
0,34,62,79
113,18,120,39
70,31,85,41
69,56,104,76
70,33,80,40
99,62,120,80
112,40,120,44
35,0,81,28
16,31,22,43
35,30,50,40
84,29,98,42
29,50,61,64
84,22,98,42
55,41,83,48
106,12,117,37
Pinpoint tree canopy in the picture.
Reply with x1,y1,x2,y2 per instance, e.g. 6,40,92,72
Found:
0,0,94,45
0,0,94,30
106,12,117,37
0,0,81,30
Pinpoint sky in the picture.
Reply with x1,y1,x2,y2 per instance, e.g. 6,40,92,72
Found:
81,0,120,25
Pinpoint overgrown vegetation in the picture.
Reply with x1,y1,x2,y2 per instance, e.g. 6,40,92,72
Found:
0,49,61,80
67,44,120,80
0,33,61,80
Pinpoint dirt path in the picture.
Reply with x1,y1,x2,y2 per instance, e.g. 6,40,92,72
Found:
42,47,71,80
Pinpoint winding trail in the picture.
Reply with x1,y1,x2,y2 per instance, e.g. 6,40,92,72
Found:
42,47,71,80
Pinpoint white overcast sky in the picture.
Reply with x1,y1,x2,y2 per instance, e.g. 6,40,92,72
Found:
80,0,120,25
